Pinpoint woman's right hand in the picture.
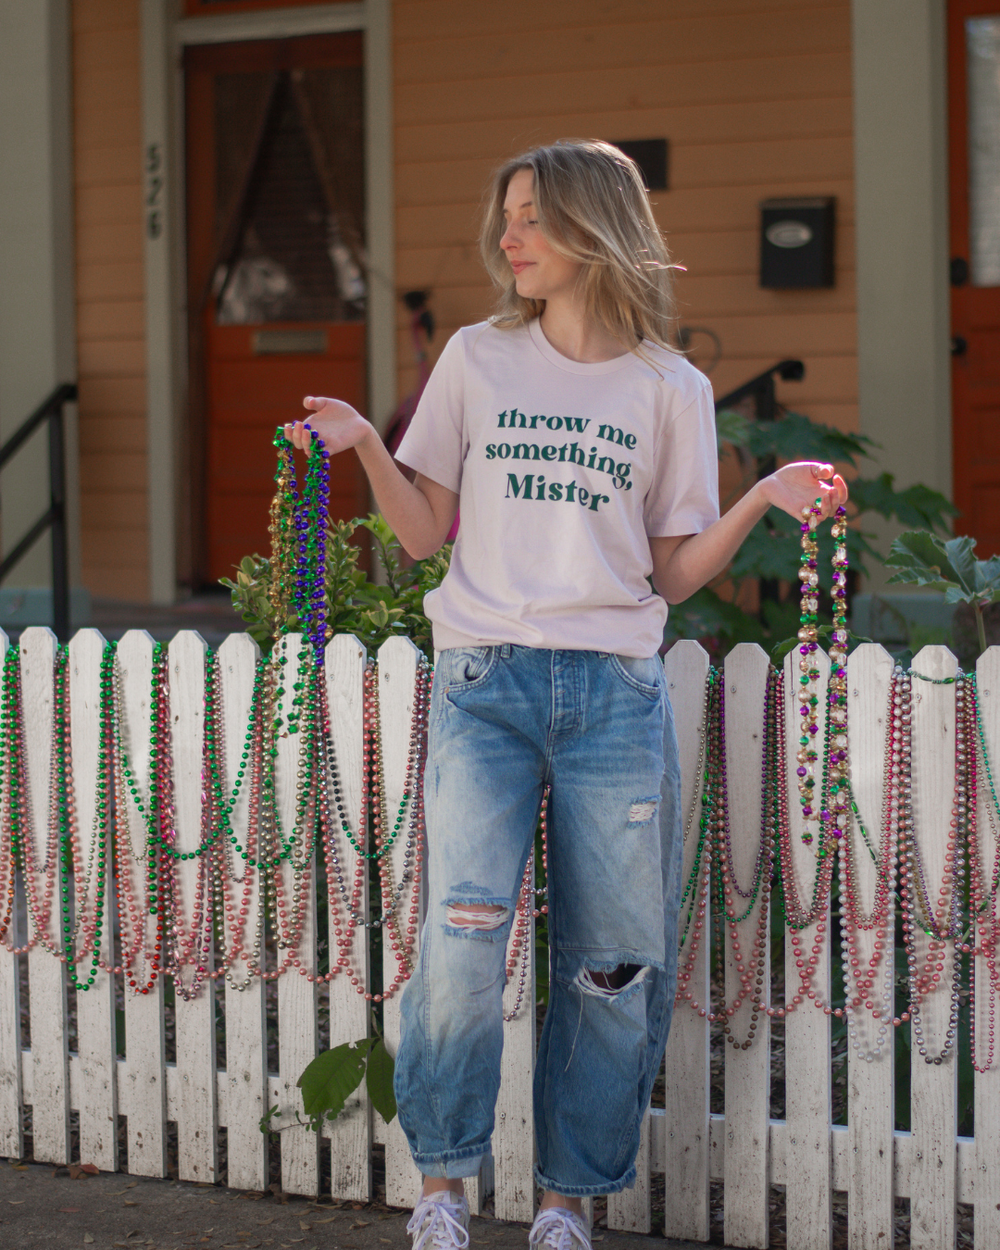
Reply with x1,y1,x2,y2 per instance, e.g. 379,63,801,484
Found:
283,395,375,458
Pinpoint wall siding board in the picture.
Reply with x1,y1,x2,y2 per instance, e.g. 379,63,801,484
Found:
396,54,854,125
395,12,849,84
392,0,844,41
73,0,149,602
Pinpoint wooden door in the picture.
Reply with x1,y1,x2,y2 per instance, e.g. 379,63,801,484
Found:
185,33,368,585
950,2,1000,555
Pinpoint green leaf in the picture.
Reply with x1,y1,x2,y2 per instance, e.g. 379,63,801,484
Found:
885,530,978,599
746,411,877,470
297,1039,373,1129
365,1038,397,1124
258,1104,281,1135
715,407,752,452
848,473,957,533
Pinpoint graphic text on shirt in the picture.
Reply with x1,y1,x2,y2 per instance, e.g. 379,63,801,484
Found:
488,409,637,513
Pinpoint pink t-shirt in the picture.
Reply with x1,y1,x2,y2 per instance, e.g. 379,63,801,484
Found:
396,318,719,658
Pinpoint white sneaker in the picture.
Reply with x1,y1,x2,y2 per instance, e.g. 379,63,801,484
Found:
407,1191,470,1250
528,1207,592,1250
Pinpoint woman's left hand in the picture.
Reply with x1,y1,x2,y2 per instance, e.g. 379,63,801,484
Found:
757,461,848,522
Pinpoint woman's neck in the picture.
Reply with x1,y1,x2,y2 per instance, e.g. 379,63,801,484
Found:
537,295,628,363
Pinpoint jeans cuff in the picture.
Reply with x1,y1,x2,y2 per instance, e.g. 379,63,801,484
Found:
412,1144,490,1180
533,1163,637,1197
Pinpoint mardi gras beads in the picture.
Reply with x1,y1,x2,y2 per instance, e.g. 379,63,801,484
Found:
796,498,849,843
271,425,330,668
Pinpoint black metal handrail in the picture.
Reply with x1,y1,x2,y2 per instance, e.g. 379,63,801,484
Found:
0,382,76,639
714,358,804,423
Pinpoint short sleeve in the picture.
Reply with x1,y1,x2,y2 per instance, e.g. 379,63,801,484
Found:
643,378,720,537
395,330,467,494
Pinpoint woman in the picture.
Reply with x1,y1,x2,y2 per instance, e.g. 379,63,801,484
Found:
285,140,846,1250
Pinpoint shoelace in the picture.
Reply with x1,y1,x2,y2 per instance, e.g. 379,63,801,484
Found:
406,1195,470,1250
528,1209,591,1250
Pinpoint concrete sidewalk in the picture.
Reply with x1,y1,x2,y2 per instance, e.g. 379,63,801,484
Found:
0,1164,712,1250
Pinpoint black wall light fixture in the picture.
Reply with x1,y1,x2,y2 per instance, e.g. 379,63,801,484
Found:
760,196,836,288
612,139,669,191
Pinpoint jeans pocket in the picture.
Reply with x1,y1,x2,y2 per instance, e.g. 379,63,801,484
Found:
442,645,499,695
607,653,663,702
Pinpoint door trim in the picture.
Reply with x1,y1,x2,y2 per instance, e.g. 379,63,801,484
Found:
140,0,393,602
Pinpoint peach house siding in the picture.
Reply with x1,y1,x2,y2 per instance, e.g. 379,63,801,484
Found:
392,0,856,434
72,0,149,601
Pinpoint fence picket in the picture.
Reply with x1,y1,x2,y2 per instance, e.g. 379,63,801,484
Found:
722,644,771,1250
608,1112,651,1233
660,640,711,1241
973,647,1000,1250
494,880,536,1223
170,631,219,1184
117,630,167,1176
377,637,423,1209
907,646,959,1250
21,626,70,1164
324,634,371,1201
275,634,320,1196
844,644,895,1250
782,645,831,1250
218,633,268,1193
70,629,118,1170
0,628,21,1159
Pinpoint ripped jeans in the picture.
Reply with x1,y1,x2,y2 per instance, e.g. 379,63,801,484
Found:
394,645,683,1197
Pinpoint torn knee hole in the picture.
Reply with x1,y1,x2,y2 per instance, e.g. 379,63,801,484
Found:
446,903,509,931
577,963,648,998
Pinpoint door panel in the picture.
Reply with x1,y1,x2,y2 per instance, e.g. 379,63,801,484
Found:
185,32,367,584
950,2,1000,555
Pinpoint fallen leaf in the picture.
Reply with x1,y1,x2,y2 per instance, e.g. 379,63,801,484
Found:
60,1208,83,1213
312,1218,336,1225
299,1223,311,1232
8,1201,24,1205
124,1200,139,1207
84,1236,95,1245
380,1239,393,1244
110,1183,139,1195
256,1218,274,1225
350,1221,370,1230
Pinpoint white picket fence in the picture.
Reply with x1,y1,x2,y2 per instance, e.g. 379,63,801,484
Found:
0,628,998,1250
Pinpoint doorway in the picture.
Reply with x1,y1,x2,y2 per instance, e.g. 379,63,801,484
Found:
950,2,1000,556
185,32,368,585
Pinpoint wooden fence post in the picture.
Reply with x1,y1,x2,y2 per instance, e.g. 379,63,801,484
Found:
70,628,118,1170
0,628,21,1159
170,631,218,1184
907,646,959,1250
493,849,536,1224
660,640,711,1241
21,626,69,1164
377,636,423,1209
219,632,268,1193
844,644,895,1250
973,646,1000,1250
324,634,372,1201
782,644,832,1250
722,644,771,1249
117,630,167,1176
275,633,320,1196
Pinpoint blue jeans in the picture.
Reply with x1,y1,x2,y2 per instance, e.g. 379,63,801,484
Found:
394,645,683,1197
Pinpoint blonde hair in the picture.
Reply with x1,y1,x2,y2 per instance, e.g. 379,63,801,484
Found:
479,139,679,355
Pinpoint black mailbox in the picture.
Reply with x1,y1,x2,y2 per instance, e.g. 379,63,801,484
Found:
759,196,835,289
